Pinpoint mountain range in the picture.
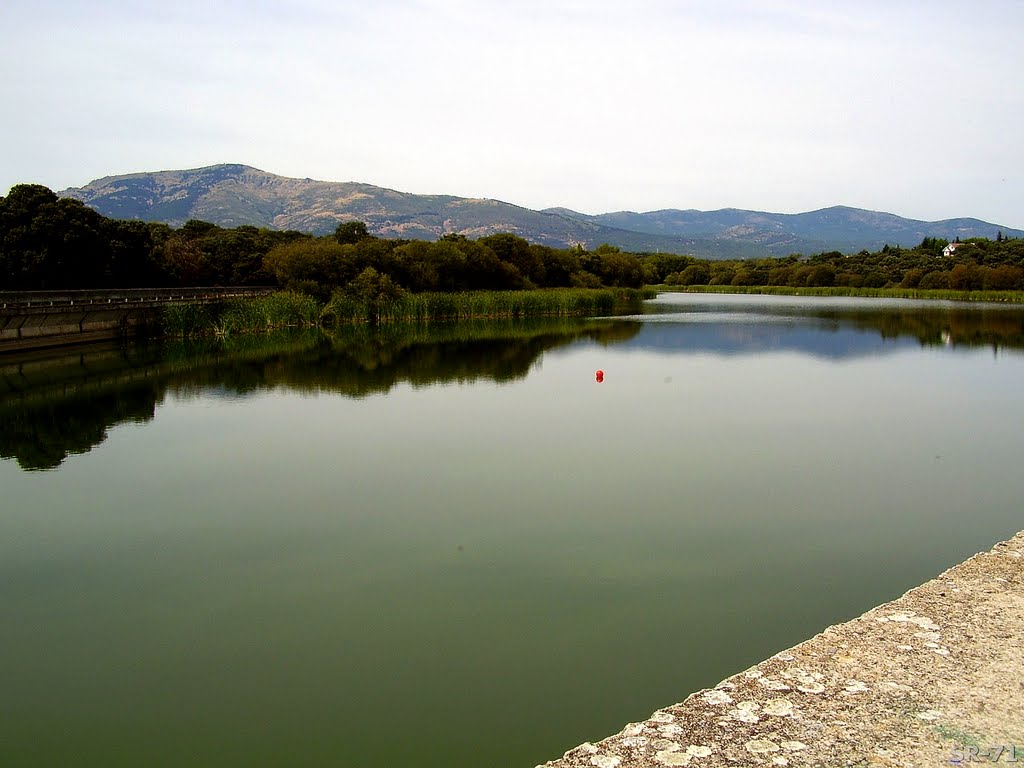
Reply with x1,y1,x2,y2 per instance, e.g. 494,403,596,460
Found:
59,164,1023,259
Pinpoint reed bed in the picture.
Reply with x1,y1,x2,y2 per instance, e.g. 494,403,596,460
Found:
218,292,321,333
162,287,654,337
321,287,654,325
161,303,218,337
663,284,1024,303
162,292,321,337
323,314,612,351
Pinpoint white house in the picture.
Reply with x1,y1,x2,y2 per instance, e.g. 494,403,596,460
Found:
942,242,961,258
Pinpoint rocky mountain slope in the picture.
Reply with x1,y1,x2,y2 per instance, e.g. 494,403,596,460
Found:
60,164,1023,258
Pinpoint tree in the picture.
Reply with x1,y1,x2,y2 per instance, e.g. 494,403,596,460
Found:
948,263,981,291
463,241,523,290
709,264,736,285
731,268,755,286
539,247,580,287
900,268,925,288
263,238,354,299
596,251,644,287
677,264,710,285
0,185,119,289
645,253,691,282
335,220,370,245
179,219,220,239
805,265,836,287
479,233,543,285
345,266,404,302
983,265,1022,290
861,271,887,288
160,236,210,286
429,239,470,291
918,270,949,289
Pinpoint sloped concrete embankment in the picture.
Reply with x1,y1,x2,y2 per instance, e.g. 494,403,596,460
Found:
541,532,1024,768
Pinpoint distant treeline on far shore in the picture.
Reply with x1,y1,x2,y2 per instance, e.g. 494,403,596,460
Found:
3,183,1024,296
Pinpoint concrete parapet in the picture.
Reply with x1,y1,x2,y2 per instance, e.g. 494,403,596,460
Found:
541,532,1024,768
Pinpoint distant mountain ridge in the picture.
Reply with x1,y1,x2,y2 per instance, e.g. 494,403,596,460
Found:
59,164,1024,259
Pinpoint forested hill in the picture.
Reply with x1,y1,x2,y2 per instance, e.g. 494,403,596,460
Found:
553,206,1024,256
59,165,714,257
59,164,1024,259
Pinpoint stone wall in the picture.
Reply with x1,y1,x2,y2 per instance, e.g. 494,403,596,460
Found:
540,532,1024,768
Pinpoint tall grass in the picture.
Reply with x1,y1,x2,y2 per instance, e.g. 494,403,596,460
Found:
162,287,655,337
663,284,1024,303
162,292,321,337
161,303,217,337
218,292,321,333
321,287,654,325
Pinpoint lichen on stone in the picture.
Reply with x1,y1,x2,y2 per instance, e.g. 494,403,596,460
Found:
702,689,733,706
762,698,795,716
884,611,940,631
622,723,644,737
843,680,869,694
650,738,680,751
728,700,761,723
745,738,781,754
757,677,792,691
796,681,826,694
685,745,713,758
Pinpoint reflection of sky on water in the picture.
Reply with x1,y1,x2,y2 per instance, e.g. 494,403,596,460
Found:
645,292,1024,313
611,318,920,360
603,292,1024,360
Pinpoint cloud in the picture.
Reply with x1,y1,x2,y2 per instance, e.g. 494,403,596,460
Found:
2,0,1022,226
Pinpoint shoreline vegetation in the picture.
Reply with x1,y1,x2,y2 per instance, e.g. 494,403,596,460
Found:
660,284,1024,303
160,287,656,338
5,182,1024,328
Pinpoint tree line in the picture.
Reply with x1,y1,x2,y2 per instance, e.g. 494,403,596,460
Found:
659,237,1024,291
0,184,304,289
3,182,1024,294
0,184,644,294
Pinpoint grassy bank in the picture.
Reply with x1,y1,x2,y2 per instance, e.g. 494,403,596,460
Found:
661,284,1024,303
162,287,655,337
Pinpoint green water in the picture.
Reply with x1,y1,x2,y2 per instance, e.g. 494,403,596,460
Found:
2,295,1023,767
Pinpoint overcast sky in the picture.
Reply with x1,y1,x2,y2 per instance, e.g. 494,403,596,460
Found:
1,0,1021,226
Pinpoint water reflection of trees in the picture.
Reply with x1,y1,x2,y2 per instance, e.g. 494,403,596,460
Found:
5,306,1021,472
0,388,158,471
0,319,640,471
810,307,1024,350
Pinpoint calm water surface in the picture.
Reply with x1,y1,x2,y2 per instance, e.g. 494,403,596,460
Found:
2,294,1023,767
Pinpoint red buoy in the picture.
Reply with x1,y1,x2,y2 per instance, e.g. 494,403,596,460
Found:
595,369,604,383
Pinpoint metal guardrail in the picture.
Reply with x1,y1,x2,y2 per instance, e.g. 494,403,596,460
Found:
0,287,277,313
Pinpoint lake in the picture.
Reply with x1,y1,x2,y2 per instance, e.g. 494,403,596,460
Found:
3,292,1023,767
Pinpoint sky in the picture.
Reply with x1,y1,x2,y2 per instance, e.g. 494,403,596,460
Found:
1,0,1022,227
